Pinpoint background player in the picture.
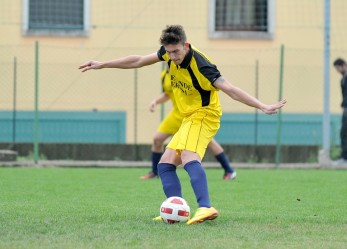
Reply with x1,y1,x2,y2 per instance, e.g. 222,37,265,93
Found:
140,67,236,180
333,58,347,164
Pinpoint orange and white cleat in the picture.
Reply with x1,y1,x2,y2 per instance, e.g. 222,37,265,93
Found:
223,172,237,180
140,172,158,180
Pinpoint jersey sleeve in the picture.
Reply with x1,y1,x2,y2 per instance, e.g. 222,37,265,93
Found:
200,65,221,85
193,49,222,85
157,46,166,61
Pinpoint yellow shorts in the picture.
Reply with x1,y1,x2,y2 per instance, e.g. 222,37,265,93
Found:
167,110,220,159
157,109,183,135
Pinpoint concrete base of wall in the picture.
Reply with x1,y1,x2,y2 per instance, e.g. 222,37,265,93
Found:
0,143,319,163
0,150,18,161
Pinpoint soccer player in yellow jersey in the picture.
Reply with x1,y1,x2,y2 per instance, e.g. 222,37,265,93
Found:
79,25,286,224
140,67,236,180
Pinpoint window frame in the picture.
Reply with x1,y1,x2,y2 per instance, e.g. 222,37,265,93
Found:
22,0,90,37
208,0,275,39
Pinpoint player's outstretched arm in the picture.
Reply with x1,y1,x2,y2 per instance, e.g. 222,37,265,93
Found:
258,99,287,114
78,53,160,72
214,76,287,114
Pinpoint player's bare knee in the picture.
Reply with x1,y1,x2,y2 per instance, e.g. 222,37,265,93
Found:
181,151,201,166
159,149,181,165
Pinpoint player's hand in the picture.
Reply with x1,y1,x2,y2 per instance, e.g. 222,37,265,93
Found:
260,99,287,115
149,100,157,112
78,60,103,72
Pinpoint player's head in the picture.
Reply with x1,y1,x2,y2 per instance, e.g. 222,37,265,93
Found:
333,58,347,75
160,25,189,65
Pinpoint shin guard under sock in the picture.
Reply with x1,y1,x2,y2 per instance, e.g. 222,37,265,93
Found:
158,163,182,198
184,160,211,208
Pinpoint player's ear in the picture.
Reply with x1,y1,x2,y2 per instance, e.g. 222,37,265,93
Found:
183,42,190,50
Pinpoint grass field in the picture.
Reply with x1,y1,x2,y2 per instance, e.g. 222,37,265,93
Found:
0,167,346,249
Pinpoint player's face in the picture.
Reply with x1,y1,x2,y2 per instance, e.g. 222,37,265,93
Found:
335,65,347,75
164,43,189,65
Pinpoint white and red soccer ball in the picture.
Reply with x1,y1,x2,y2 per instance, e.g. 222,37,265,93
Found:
160,196,190,224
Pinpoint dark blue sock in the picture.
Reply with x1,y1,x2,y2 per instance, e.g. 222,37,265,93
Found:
215,152,234,174
184,160,211,208
158,163,182,198
151,152,162,175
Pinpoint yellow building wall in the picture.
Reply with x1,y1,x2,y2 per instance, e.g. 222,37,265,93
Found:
1,0,347,143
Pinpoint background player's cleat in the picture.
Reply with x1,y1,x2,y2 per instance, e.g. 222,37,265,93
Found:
153,216,163,221
140,172,158,179
187,207,219,225
223,171,237,180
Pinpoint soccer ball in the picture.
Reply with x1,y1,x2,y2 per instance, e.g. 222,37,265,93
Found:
160,196,190,224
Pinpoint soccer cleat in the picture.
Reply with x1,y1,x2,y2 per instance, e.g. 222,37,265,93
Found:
153,216,163,222
223,171,237,180
140,172,158,180
186,207,219,225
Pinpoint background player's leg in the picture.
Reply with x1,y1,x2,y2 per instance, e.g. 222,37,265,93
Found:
340,109,347,160
207,139,236,180
140,132,171,179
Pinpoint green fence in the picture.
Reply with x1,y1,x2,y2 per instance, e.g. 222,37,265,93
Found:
0,111,341,146
0,111,126,144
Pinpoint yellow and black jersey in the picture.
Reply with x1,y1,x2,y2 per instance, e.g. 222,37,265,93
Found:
157,44,222,117
160,68,178,111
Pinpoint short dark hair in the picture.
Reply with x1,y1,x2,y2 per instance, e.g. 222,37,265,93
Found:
159,25,187,46
333,58,346,66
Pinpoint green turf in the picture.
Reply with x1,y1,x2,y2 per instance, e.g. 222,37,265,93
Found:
0,167,346,249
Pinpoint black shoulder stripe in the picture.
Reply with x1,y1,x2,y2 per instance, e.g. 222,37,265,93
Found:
187,66,211,107
193,51,221,83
